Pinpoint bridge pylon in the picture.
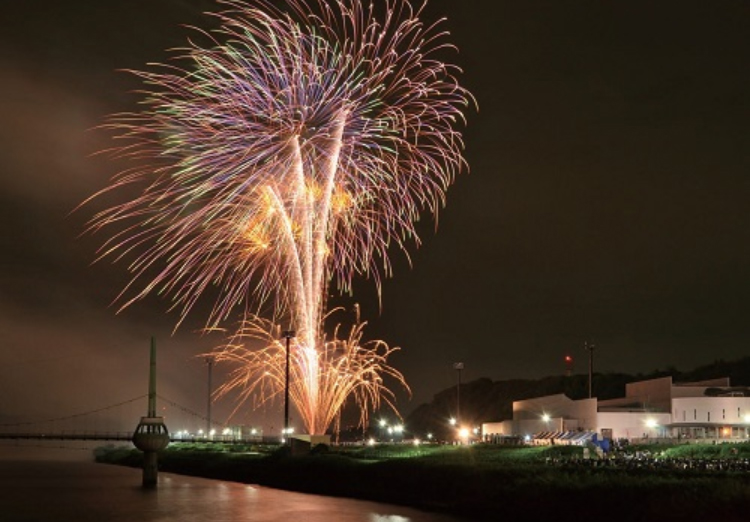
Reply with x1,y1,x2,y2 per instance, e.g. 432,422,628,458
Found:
132,337,170,488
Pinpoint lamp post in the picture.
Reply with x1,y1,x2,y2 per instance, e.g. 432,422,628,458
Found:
282,329,295,440
453,362,464,426
205,355,214,436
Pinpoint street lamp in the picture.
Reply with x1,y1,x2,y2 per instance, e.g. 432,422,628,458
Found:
205,355,214,436
453,362,464,426
282,329,295,441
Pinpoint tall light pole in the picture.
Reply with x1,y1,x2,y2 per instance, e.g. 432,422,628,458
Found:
205,355,214,436
453,362,464,426
282,329,295,439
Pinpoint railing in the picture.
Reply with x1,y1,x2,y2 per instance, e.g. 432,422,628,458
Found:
0,431,134,441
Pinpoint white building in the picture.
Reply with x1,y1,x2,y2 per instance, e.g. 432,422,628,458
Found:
482,376,750,443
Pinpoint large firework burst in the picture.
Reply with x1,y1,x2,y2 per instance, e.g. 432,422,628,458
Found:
85,0,471,434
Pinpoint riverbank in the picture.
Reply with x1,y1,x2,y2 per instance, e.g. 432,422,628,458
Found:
95,442,750,521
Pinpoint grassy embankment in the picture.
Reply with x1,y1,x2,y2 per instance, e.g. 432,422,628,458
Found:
95,442,750,521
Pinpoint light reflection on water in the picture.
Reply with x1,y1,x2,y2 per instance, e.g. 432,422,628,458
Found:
0,446,464,522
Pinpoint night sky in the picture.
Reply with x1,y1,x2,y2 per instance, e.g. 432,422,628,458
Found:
1,0,749,432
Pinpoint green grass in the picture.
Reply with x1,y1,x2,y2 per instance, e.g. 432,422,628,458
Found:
658,441,750,459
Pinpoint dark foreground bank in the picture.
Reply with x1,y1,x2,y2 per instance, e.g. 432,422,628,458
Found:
95,443,750,521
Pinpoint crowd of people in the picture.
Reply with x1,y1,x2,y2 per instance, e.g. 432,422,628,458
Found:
545,447,750,473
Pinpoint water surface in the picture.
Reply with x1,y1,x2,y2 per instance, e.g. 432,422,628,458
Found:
0,445,464,522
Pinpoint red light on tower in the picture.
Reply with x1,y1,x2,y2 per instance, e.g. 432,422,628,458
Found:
564,355,573,376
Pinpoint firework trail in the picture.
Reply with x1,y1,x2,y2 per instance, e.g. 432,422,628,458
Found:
213,305,405,435
84,0,472,434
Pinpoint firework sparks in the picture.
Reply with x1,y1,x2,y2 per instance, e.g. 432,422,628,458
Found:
213,306,407,434
83,0,472,434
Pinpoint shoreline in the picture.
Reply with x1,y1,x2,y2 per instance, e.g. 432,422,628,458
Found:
93,443,750,521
